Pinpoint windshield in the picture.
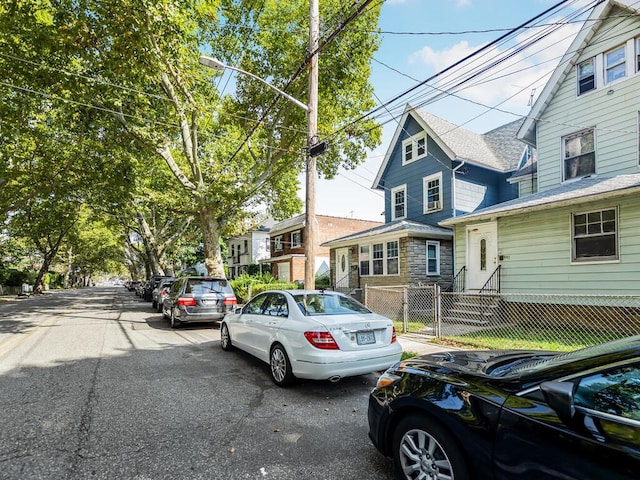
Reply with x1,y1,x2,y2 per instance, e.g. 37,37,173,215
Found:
508,336,640,375
186,279,229,294
292,293,371,316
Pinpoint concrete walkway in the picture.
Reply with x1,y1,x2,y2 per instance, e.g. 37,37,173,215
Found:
397,334,460,356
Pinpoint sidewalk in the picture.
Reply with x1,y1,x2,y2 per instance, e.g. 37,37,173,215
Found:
397,334,459,356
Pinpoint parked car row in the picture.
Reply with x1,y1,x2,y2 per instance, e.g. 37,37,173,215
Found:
123,279,639,479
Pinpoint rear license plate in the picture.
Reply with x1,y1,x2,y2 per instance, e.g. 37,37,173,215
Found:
202,299,218,306
356,331,375,345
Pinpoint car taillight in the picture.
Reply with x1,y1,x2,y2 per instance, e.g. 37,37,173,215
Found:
304,331,339,350
178,297,197,307
392,326,397,343
223,295,237,306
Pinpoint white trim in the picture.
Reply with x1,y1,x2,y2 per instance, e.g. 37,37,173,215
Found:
426,240,440,276
358,239,400,277
402,131,427,165
391,184,407,220
562,128,596,182
423,172,443,213
291,230,302,248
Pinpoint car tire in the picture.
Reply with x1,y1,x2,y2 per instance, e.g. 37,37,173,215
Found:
220,323,233,351
152,300,157,310
170,310,180,329
392,414,470,480
270,343,295,387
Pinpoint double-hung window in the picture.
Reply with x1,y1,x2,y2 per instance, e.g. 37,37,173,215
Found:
274,235,283,252
605,45,626,84
291,230,302,248
572,208,618,262
577,58,595,95
426,241,440,275
391,185,406,220
359,241,399,276
402,132,426,165
423,173,443,213
563,129,595,181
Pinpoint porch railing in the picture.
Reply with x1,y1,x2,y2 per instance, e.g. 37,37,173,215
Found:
479,265,501,294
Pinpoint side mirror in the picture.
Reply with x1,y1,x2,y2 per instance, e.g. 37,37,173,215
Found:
234,306,243,314
540,381,576,425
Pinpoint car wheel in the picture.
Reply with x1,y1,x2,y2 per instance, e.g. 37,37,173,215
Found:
152,300,157,310
170,310,180,329
392,414,469,480
270,343,295,387
220,323,233,351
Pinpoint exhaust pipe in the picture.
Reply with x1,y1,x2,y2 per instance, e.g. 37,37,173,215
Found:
328,375,341,383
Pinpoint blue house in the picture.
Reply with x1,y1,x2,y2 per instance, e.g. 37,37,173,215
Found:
323,104,526,291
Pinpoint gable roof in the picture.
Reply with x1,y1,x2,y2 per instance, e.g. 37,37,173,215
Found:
373,104,525,188
440,173,640,226
322,219,452,248
518,0,640,146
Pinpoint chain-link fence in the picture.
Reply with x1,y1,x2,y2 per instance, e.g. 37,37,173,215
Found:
365,285,640,351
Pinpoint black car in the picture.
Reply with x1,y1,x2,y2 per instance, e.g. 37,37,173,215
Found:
368,335,640,480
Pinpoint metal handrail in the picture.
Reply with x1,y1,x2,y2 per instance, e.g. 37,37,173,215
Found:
479,265,501,294
451,266,466,293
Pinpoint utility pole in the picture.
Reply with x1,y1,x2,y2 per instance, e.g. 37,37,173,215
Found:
304,0,319,290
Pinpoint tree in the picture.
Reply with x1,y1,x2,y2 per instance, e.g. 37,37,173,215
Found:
1,0,383,279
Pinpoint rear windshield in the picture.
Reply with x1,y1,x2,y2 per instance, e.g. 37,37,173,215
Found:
291,293,371,315
185,279,230,294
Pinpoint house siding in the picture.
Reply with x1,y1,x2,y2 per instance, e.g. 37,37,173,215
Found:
383,116,454,224
537,7,640,192
493,196,640,294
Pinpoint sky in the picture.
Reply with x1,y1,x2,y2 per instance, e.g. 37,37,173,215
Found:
306,0,592,221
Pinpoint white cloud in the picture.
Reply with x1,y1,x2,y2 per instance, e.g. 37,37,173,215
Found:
407,19,583,114
456,0,471,7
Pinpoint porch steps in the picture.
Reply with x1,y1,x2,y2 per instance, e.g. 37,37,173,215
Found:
443,296,500,325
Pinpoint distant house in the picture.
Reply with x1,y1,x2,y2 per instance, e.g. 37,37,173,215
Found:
261,214,382,284
323,104,525,291
225,224,272,279
441,0,640,294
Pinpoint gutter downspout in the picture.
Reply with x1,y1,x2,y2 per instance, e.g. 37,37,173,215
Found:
451,160,466,217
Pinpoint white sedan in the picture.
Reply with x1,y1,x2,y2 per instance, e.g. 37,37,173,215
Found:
220,290,403,387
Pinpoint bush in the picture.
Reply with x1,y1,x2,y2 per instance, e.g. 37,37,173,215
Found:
230,272,299,304
0,268,36,287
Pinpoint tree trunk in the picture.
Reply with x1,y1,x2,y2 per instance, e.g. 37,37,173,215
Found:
199,207,225,278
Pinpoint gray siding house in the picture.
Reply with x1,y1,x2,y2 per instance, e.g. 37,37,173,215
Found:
441,0,640,295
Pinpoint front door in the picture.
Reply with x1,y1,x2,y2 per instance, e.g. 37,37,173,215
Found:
335,248,350,288
466,222,498,290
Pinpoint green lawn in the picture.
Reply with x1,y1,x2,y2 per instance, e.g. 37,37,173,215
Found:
438,326,620,352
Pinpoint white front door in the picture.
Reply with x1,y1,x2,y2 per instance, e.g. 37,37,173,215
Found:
466,222,498,291
336,248,350,288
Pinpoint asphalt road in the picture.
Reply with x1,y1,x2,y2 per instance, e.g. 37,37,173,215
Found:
0,287,397,480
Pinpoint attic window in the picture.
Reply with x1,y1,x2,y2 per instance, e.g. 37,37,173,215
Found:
577,58,595,95
605,45,626,84
402,132,427,165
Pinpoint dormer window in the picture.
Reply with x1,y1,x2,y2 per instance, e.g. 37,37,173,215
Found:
577,58,595,95
402,132,427,164
605,45,626,84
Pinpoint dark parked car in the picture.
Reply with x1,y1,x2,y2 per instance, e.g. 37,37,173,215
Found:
152,277,174,311
162,276,236,328
368,335,640,480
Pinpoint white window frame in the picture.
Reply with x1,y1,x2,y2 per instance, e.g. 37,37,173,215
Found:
423,172,443,213
426,241,440,275
637,111,640,166
571,207,619,263
274,235,283,252
604,44,626,84
359,240,400,277
562,128,596,182
577,57,596,95
291,230,302,248
401,132,427,165
391,184,407,220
